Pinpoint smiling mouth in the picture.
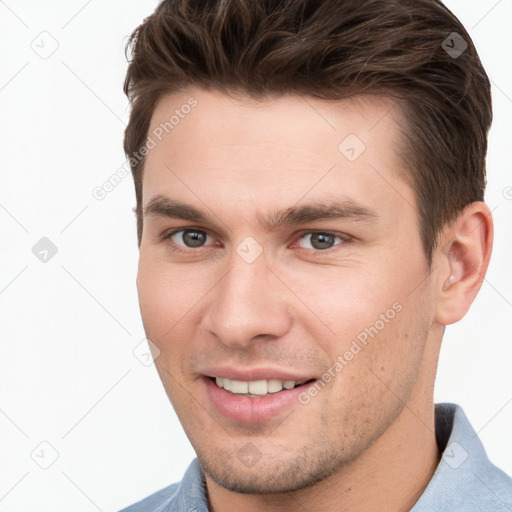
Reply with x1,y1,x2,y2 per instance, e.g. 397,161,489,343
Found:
209,376,317,397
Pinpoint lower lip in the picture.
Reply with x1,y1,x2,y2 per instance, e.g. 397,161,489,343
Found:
204,377,317,423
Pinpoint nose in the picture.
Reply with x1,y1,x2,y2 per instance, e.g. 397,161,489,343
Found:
202,252,293,348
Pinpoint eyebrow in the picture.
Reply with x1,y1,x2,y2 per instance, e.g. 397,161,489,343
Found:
143,194,378,230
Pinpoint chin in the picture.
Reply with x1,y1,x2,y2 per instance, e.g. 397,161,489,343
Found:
197,445,348,495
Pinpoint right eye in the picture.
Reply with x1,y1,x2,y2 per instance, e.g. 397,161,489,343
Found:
163,228,218,251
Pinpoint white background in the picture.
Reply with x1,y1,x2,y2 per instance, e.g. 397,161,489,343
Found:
0,1,511,510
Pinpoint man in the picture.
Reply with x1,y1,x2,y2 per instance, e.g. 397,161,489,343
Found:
119,0,512,510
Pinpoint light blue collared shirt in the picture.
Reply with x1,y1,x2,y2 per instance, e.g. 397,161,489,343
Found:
119,403,512,511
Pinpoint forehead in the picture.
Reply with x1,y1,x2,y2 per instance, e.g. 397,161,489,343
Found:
142,88,413,223
147,88,404,150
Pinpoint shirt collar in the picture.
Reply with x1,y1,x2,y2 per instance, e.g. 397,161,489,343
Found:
412,403,511,511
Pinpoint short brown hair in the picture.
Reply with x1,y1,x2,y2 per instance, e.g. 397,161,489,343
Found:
123,0,492,265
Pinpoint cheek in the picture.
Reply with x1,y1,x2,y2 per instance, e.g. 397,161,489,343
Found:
136,256,198,344
322,305,428,443
294,258,429,389
334,285,431,406
286,263,400,346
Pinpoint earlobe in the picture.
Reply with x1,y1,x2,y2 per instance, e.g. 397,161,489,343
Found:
434,202,493,326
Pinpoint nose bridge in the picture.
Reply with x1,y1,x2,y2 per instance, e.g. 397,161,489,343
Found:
203,248,291,347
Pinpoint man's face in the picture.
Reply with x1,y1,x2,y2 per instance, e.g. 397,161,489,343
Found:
137,88,439,493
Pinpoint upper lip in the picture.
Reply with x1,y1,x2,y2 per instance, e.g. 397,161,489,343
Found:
202,366,316,382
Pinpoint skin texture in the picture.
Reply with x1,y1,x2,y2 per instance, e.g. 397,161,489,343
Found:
136,88,493,512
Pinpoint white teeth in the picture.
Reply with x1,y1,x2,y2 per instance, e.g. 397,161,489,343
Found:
267,379,284,393
248,380,267,395
213,377,307,396
230,380,248,394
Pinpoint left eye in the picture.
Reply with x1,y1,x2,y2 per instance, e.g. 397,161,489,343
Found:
297,232,344,250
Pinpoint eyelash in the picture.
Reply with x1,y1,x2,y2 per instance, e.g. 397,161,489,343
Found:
161,227,351,255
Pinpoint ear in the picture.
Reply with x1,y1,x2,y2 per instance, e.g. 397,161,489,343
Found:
434,202,493,325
